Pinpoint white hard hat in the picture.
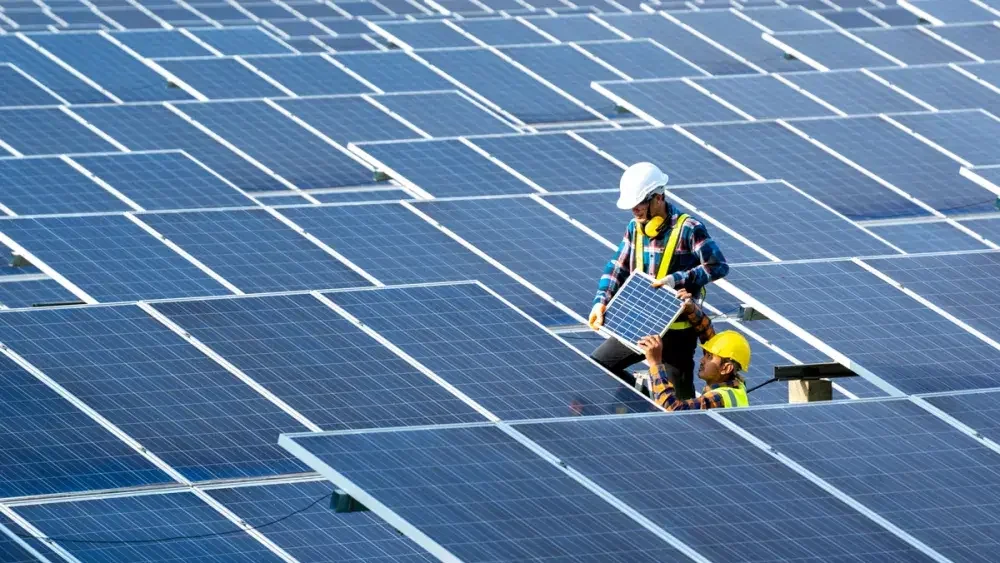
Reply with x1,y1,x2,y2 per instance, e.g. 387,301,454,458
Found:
616,162,669,210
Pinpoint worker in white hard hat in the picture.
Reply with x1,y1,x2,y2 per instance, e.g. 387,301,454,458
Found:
589,162,729,401
637,289,750,410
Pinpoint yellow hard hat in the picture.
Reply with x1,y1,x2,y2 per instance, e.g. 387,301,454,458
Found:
702,330,751,371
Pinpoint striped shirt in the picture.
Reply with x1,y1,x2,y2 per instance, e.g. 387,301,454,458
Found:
593,207,729,307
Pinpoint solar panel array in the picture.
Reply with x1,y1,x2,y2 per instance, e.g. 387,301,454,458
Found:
2,0,1000,560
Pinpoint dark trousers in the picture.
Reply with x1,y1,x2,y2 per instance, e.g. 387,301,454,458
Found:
591,327,699,401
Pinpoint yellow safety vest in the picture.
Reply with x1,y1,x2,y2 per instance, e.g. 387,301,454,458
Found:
713,382,750,408
634,214,693,330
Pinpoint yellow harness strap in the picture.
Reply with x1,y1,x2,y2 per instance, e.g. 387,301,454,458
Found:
635,214,692,330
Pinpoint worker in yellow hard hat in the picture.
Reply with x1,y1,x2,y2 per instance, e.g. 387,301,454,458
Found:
637,289,750,410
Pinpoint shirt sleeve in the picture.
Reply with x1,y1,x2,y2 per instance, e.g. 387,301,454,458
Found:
667,219,729,289
683,302,717,345
594,222,634,307
648,366,726,411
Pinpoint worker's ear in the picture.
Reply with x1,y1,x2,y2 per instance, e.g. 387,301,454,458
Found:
720,361,735,376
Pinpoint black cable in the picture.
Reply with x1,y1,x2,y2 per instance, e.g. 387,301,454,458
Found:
18,493,333,546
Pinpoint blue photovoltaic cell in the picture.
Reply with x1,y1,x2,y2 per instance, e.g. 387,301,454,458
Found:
671,11,811,73
15,492,285,562
278,203,571,325
688,121,927,220
245,54,374,96
329,284,655,417
902,0,996,23
309,189,411,203
741,6,835,31
157,58,288,99
72,151,254,210
890,110,1000,167
866,221,990,254
726,260,1000,393
355,138,537,197
375,20,475,49
0,304,310,480
73,104,285,192
286,426,676,562
872,66,1000,115
932,24,1000,61
153,293,483,429
0,108,118,156
579,39,703,80
1,215,232,301
0,156,130,215
771,31,899,69
862,7,922,26
676,181,899,260
599,79,743,125
418,197,614,319
30,34,193,103
0,353,172,497
455,18,551,46
850,28,974,65
603,272,682,346
925,391,1000,444
333,51,456,93
178,100,373,189
516,414,929,562
208,481,436,563
0,278,79,308
275,96,416,142
527,15,619,41
375,92,516,137
693,74,837,119
188,28,295,55
792,116,998,214
471,133,622,192
0,66,62,107
723,399,1000,562
780,69,924,114
863,252,1000,344
140,209,371,293
577,126,752,185
499,43,622,115
110,30,214,58
420,48,596,123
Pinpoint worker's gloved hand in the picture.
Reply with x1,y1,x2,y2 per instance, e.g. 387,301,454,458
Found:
588,303,606,330
651,275,677,290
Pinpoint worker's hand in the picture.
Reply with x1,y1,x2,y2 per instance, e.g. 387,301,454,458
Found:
637,335,663,365
588,303,606,330
651,275,676,290
676,288,692,301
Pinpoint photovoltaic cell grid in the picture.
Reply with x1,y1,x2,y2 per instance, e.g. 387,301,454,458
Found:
723,399,1000,562
282,425,681,562
0,65,62,107
0,278,80,309
931,24,1000,61
890,110,1000,167
0,37,110,104
471,132,623,192
771,30,900,69
110,30,214,59
333,52,457,93
865,221,990,254
157,58,290,100
373,92,517,137
692,74,837,119
850,27,975,65
527,15,619,41
187,28,295,55
598,79,744,126
579,39,705,80
670,10,812,73
455,18,552,45
780,70,925,114
0,108,118,156
274,96,417,143
602,272,683,348
872,66,1000,116
243,54,375,96
0,156,130,216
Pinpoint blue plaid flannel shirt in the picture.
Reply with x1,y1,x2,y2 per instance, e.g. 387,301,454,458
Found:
593,209,729,307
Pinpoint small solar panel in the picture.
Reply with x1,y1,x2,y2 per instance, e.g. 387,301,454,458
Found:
693,74,837,119
597,79,744,125
375,20,474,49
187,28,294,55
156,58,289,99
872,66,1000,115
602,271,683,348
500,43,622,114
771,30,900,69
890,110,1000,167
931,23,1000,61
111,30,214,58
374,92,516,137
0,156,130,215
0,107,119,156
865,221,990,254
672,10,811,72
471,132,622,192
334,51,456,93
579,39,703,80
851,27,975,65
0,65,62,108
275,96,416,142
780,69,924,114
245,54,374,96
455,18,551,45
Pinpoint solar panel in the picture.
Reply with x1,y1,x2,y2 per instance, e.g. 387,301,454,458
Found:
850,27,974,65
156,58,289,99
576,126,752,185
0,155,130,215
526,14,619,41
470,132,622,192
687,121,927,220
110,30,214,58
352,138,537,197
74,104,286,192
0,278,81,309
578,39,704,80
725,260,1000,393
30,33,193,103
499,43,622,114
333,51,456,92
516,413,932,561
1,214,233,301
671,10,811,72
0,65,62,107
283,425,680,562
930,23,1000,60
791,116,999,215
770,30,899,70
602,271,682,348
780,69,925,114
273,96,416,143
419,48,595,123
0,352,172,497
455,18,551,46
178,100,373,189
0,303,311,480
722,398,1000,562
0,107,119,156
187,27,294,55
872,66,1000,115
14,492,285,562
692,74,837,119
596,79,745,125
277,203,571,325
373,92,516,137
207,480,437,562
741,6,835,31
865,221,990,254
889,110,1000,167
244,54,374,96
375,20,475,49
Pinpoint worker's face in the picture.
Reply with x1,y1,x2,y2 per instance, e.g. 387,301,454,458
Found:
631,193,664,224
698,350,734,384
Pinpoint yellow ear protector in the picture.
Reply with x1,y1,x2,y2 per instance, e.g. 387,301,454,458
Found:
642,215,665,237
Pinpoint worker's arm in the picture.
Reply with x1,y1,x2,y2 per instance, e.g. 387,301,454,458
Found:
593,222,635,307
648,370,726,411
679,294,716,345
660,219,729,290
